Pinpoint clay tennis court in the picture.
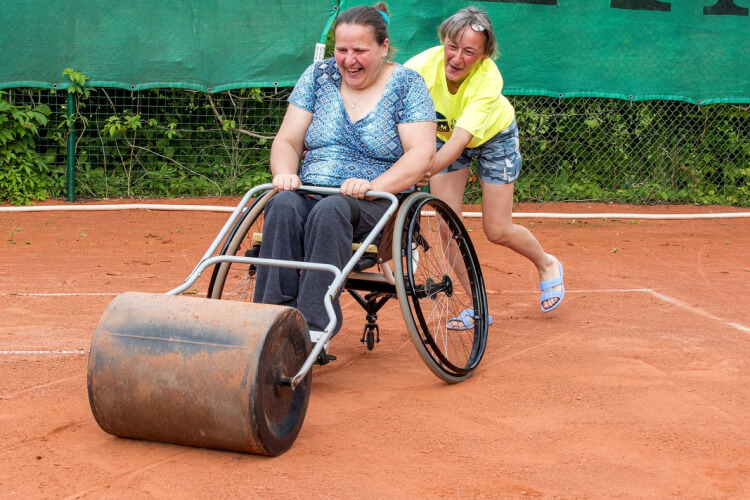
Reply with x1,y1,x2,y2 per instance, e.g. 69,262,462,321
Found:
2,199,748,498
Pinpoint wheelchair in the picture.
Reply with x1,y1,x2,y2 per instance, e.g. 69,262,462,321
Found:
87,184,489,456
206,184,489,384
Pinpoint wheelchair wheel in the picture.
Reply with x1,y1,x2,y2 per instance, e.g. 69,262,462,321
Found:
207,189,275,301
393,192,489,383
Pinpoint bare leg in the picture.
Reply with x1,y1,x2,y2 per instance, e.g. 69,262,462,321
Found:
480,180,562,311
431,171,563,312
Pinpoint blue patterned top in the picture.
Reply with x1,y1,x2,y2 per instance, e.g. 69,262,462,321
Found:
288,58,436,187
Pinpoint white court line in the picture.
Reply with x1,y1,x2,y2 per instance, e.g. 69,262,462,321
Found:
4,204,749,219
2,288,745,358
489,287,748,333
570,288,749,333
0,292,204,297
0,292,119,297
487,288,652,294
643,289,750,333
0,350,87,355
0,374,84,399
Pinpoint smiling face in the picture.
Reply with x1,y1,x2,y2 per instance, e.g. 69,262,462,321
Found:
334,23,389,91
443,26,487,90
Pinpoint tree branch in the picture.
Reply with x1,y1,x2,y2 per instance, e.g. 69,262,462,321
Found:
206,93,275,141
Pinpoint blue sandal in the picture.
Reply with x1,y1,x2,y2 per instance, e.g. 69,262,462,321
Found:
447,308,493,331
540,262,565,312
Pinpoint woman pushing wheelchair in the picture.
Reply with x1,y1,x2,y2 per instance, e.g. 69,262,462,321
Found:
406,6,565,323
253,3,436,345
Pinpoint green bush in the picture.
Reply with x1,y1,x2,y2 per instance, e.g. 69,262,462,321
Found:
4,85,747,206
0,91,53,205
505,98,750,206
42,86,280,199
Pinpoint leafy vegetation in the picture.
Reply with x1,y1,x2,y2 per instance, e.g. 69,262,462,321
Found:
0,91,53,205
43,81,284,199
1,75,748,206
507,98,749,205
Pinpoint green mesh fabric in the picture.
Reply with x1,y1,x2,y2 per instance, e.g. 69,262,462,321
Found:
0,0,337,92
343,0,750,104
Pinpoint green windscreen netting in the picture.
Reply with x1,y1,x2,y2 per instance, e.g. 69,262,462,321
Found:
0,1,746,205
0,0,337,92
344,0,749,104
1,0,747,102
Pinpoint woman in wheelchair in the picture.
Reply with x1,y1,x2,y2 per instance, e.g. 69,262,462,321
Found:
252,3,436,342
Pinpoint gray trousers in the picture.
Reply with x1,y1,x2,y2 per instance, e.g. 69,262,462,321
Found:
253,191,390,337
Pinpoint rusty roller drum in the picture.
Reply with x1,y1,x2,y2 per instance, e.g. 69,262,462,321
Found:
87,291,311,456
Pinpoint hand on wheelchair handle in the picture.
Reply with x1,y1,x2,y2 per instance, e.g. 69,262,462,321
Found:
339,178,372,200
272,173,301,191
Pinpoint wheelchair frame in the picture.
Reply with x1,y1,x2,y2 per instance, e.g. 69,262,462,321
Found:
169,184,489,385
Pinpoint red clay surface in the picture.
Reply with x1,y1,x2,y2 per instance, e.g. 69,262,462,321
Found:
1,199,748,499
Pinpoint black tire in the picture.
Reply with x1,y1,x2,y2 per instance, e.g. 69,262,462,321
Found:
393,192,488,383
207,190,275,301
253,307,312,456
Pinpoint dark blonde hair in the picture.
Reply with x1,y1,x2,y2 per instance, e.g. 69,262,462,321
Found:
334,2,393,58
438,6,497,59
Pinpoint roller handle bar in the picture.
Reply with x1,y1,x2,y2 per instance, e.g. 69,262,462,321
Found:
171,185,400,388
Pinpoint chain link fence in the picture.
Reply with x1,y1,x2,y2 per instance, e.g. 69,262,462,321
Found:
5,87,749,205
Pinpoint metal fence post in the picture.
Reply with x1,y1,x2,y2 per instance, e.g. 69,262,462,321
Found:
66,91,75,202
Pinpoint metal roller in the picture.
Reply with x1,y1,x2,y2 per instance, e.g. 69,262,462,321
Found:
87,292,311,456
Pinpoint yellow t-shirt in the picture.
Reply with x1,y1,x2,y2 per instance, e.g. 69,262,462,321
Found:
405,46,515,149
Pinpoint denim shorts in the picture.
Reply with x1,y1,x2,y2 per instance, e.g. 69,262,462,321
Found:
437,119,522,185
